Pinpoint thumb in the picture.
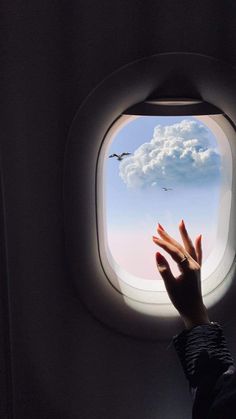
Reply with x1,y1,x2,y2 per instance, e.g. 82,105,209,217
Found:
156,252,175,285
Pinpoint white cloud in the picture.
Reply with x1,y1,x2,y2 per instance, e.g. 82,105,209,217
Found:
119,119,221,188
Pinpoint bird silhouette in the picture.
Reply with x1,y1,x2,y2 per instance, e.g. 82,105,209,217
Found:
109,152,132,161
162,187,173,191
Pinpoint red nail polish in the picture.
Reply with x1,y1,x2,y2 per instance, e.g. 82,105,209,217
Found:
156,252,165,264
158,223,164,231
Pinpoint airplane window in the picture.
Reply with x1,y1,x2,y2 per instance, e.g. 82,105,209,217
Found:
97,113,233,305
106,115,222,280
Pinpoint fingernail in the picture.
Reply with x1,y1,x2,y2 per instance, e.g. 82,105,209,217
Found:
181,219,186,229
156,252,165,265
152,236,159,241
158,223,164,231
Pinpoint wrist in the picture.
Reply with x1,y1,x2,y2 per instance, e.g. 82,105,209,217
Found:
183,317,211,330
181,306,210,330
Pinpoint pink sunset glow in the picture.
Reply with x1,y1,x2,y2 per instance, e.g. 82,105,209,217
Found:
108,228,215,280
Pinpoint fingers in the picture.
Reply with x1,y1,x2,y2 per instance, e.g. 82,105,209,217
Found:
179,220,197,261
158,220,199,263
157,223,188,258
195,234,202,266
155,252,175,285
153,235,189,269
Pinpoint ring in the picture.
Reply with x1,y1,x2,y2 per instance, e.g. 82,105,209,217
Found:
179,256,188,264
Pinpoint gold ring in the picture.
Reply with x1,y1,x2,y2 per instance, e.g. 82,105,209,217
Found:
179,256,188,264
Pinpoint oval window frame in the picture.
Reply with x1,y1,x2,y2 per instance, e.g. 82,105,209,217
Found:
63,53,236,339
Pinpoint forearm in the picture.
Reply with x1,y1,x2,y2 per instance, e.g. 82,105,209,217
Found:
154,221,236,416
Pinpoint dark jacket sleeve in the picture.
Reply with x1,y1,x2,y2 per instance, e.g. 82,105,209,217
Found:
172,322,236,419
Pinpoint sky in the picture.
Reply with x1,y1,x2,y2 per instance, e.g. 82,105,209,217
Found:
105,116,222,280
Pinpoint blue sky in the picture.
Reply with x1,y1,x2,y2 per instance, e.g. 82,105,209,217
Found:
105,116,221,280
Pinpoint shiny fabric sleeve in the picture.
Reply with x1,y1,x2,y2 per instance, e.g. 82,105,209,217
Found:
173,322,236,419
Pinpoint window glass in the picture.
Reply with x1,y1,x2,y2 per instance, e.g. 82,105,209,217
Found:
105,116,222,280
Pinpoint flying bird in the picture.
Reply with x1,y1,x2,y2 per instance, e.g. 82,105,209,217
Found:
109,152,132,161
162,187,173,191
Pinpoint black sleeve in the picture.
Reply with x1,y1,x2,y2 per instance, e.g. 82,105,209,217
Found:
172,322,236,419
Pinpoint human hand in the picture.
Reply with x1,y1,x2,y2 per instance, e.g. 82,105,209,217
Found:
152,220,210,330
